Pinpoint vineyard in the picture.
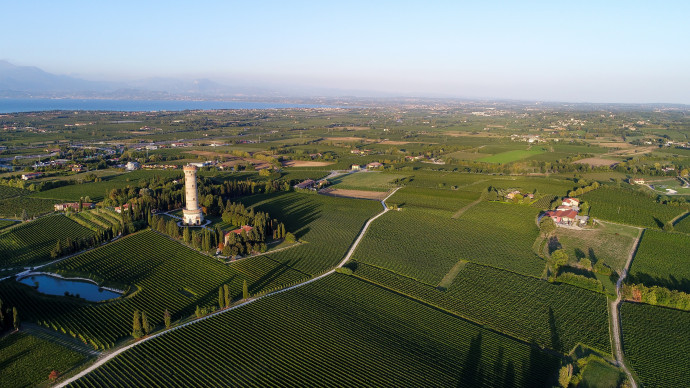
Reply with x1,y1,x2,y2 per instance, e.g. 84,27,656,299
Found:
327,171,405,192
0,219,17,230
0,230,310,348
0,185,30,200
628,230,690,292
387,186,481,214
69,209,121,232
0,196,60,218
0,332,87,388
674,213,690,233
621,302,690,387
68,274,561,387
581,186,686,228
0,215,95,268
352,201,545,284
353,262,611,353
403,172,576,196
238,191,381,275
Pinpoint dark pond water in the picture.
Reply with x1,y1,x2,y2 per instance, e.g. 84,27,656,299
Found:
18,274,121,302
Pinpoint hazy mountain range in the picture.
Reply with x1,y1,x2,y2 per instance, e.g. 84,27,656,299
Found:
0,61,395,100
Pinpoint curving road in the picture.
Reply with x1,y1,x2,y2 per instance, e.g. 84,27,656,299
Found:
56,187,400,387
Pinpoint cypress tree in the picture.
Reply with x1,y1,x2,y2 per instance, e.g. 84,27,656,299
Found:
12,307,19,330
219,286,224,309
163,309,171,329
183,227,190,244
142,311,151,335
195,305,201,318
132,310,143,338
243,280,249,300
224,284,230,308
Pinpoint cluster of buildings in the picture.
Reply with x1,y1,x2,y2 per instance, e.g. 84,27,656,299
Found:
351,162,383,171
505,190,535,200
543,198,588,227
54,202,95,212
294,178,330,191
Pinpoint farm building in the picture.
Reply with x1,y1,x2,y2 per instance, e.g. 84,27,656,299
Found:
114,203,130,213
21,172,42,180
561,198,580,208
351,164,362,171
632,178,645,185
126,161,140,171
366,162,383,169
294,179,317,190
224,225,254,244
54,202,95,211
544,209,578,225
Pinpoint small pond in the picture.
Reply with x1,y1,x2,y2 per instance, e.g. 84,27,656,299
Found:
18,274,122,302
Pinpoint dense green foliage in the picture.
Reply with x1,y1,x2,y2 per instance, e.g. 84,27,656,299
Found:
0,230,309,347
353,262,610,353
0,332,86,387
353,202,545,283
238,192,381,275
68,274,560,387
629,230,690,292
621,302,690,387
0,215,95,267
581,186,686,228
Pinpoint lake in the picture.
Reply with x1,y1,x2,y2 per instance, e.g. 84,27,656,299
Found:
18,274,122,302
0,98,338,113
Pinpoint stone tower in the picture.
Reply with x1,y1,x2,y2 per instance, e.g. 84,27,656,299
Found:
182,165,203,225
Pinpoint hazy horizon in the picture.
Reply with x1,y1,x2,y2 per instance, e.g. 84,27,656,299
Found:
3,1,690,104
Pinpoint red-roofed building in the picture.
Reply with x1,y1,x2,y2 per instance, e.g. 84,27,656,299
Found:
114,203,130,213
54,202,95,212
545,209,578,225
224,225,253,244
562,198,580,207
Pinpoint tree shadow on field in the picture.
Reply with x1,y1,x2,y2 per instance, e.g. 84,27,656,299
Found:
548,236,562,254
457,333,483,387
652,216,664,229
248,258,304,295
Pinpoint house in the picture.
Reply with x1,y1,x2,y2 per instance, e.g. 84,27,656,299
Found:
126,161,140,171
556,205,573,211
294,179,317,190
351,164,362,171
562,198,580,208
114,203,130,213
632,178,645,185
54,202,95,211
545,209,579,225
224,225,254,245
505,190,522,200
366,162,383,169
72,164,85,172
21,172,41,180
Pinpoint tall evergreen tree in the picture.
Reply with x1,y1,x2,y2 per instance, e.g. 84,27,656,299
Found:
243,280,249,300
219,287,224,309
142,311,151,335
163,309,171,329
183,227,190,244
13,307,19,330
132,310,143,338
195,305,202,318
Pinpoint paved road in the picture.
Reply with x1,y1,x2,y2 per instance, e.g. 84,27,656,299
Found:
56,187,400,387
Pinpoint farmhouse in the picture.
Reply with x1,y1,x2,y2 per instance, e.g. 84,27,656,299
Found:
561,198,580,208
224,225,253,244
544,209,578,225
21,172,42,180
633,178,645,185
126,161,140,171
294,179,317,190
351,164,362,171
366,162,383,169
54,202,95,211
114,203,130,213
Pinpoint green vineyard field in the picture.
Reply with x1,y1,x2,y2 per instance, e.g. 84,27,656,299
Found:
581,187,686,228
629,230,690,292
353,201,545,284
353,262,611,353
0,196,60,218
387,186,481,214
621,302,690,387
68,274,561,387
0,215,95,268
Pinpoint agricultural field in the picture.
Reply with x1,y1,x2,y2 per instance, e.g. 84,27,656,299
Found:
239,191,382,275
68,274,561,387
555,221,640,272
387,186,481,214
0,185,30,200
353,201,545,284
0,230,309,348
0,332,87,388
0,196,60,218
581,186,687,228
327,171,404,192
0,219,18,230
478,148,545,163
628,230,690,292
674,213,690,233
621,302,690,387
0,215,95,268
352,262,611,354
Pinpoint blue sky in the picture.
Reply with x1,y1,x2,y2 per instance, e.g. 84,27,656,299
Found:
3,1,689,103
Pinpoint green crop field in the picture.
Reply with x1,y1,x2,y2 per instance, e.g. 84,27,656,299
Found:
555,222,639,272
674,213,690,233
629,230,690,292
0,219,18,230
621,303,690,387
0,215,95,268
387,186,481,214
353,262,610,353
0,185,30,200
0,332,87,388
353,201,545,284
581,186,686,228
328,171,404,192
68,274,561,387
238,191,382,275
478,149,545,163
0,196,60,218
0,230,309,348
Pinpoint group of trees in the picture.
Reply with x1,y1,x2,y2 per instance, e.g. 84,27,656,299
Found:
131,310,152,339
50,228,116,258
0,299,20,333
0,176,71,192
217,280,249,310
622,283,690,311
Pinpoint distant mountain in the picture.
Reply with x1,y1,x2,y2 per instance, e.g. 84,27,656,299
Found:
0,60,118,94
